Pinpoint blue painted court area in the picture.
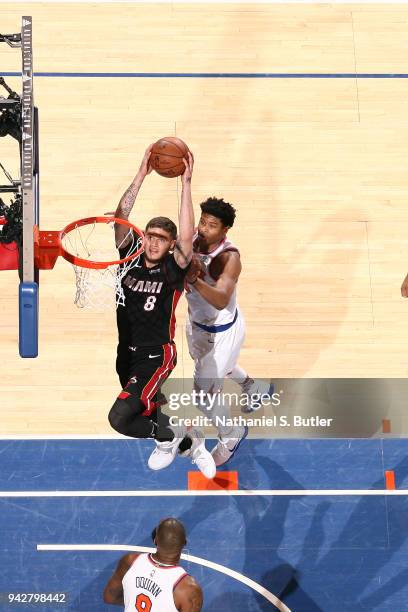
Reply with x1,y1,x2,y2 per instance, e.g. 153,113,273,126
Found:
0,439,407,611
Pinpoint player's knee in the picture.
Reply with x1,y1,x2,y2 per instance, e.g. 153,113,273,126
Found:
108,399,133,435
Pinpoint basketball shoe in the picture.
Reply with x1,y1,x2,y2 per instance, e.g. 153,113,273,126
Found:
240,377,275,413
148,424,187,471
180,428,216,479
211,426,248,467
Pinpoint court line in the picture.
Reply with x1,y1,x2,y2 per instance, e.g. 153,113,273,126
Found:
12,0,408,4
37,544,290,612
2,71,408,78
1,489,406,496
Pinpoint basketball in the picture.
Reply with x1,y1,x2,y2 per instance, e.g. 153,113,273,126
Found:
150,137,189,178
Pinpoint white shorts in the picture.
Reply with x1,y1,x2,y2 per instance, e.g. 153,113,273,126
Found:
186,308,246,392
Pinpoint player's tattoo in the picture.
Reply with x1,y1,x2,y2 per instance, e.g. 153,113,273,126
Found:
120,185,139,216
175,241,190,264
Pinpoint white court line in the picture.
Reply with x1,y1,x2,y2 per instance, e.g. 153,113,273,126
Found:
37,544,291,612
0,489,406,496
12,0,408,5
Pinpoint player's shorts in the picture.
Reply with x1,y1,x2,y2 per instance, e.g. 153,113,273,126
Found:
118,342,177,417
186,307,245,391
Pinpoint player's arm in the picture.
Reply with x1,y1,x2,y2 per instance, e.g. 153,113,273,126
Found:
401,273,408,297
188,251,241,310
114,144,154,248
174,575,203,611
103,553,138,606
174,151,195,270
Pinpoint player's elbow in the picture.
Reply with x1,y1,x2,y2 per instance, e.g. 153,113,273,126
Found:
103,588,118,605
214,295,229,310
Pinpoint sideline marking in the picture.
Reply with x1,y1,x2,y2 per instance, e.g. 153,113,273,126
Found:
0,489,406,497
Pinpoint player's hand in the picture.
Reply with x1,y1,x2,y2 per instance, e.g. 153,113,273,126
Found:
137,143,154,179
181,151,194,186
186,253,205,284
401,273,408,297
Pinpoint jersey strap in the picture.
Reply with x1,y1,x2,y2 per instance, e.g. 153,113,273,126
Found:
193,308,238,333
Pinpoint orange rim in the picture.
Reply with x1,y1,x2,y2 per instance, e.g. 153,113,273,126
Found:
59,216,144,269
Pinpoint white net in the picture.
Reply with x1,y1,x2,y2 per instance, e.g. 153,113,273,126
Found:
61,219,143,309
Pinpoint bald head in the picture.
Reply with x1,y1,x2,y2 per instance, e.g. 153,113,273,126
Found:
155,518,186,555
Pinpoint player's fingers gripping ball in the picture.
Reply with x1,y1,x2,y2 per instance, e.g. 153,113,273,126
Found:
186,254,205,284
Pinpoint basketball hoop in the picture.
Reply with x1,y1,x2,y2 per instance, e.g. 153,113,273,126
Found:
35,216,144,309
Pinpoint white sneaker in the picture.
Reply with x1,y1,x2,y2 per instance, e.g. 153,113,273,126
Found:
148,425,187,471
241,378,274,413
211,426,248,467
181,428,216,479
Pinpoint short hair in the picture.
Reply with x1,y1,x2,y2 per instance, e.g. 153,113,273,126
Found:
145,216,177,240
200,197,236,228
156,518,186,552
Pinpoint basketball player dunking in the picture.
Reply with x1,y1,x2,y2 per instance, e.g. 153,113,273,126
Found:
183,197,266,467
103,518,203,611
108,145,216,479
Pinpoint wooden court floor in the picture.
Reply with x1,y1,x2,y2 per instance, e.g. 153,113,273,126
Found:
1,2,408,433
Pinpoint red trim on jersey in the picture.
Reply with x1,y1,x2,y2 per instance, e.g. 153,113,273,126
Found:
140,343,176,416
147,553,180,570
173,572,188,591
169,290,182,341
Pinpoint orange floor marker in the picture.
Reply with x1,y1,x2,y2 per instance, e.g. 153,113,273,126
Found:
188,471,238,491
385,470,396,490
382,419,391,434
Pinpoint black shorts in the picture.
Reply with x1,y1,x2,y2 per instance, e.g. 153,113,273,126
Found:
117,343,177,417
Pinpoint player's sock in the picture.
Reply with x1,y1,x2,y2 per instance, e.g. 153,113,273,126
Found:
179,437,192,453
227,365,249,386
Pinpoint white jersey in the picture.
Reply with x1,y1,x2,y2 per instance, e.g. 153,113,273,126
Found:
123,553,187,612
186,235,239,327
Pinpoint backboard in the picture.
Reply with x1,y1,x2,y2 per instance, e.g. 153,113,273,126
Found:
19,16,39,357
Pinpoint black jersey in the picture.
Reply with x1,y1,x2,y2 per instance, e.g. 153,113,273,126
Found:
117,252,187,347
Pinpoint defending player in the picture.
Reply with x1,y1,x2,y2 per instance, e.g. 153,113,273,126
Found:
103,518,203,611
108,145,215,479
184,197,270,467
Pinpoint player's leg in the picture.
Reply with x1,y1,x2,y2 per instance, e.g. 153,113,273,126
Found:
108,395,196,474
186,317,246,467
225,309,274,411
116,343,131,389
128,344,214,477
227,364,275,413
108,393,165,438
109,344,183,439
193,312,249,467
182,321,226,475
116,304,131,388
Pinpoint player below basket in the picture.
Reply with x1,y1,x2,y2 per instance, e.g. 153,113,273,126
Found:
107,144,216,480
